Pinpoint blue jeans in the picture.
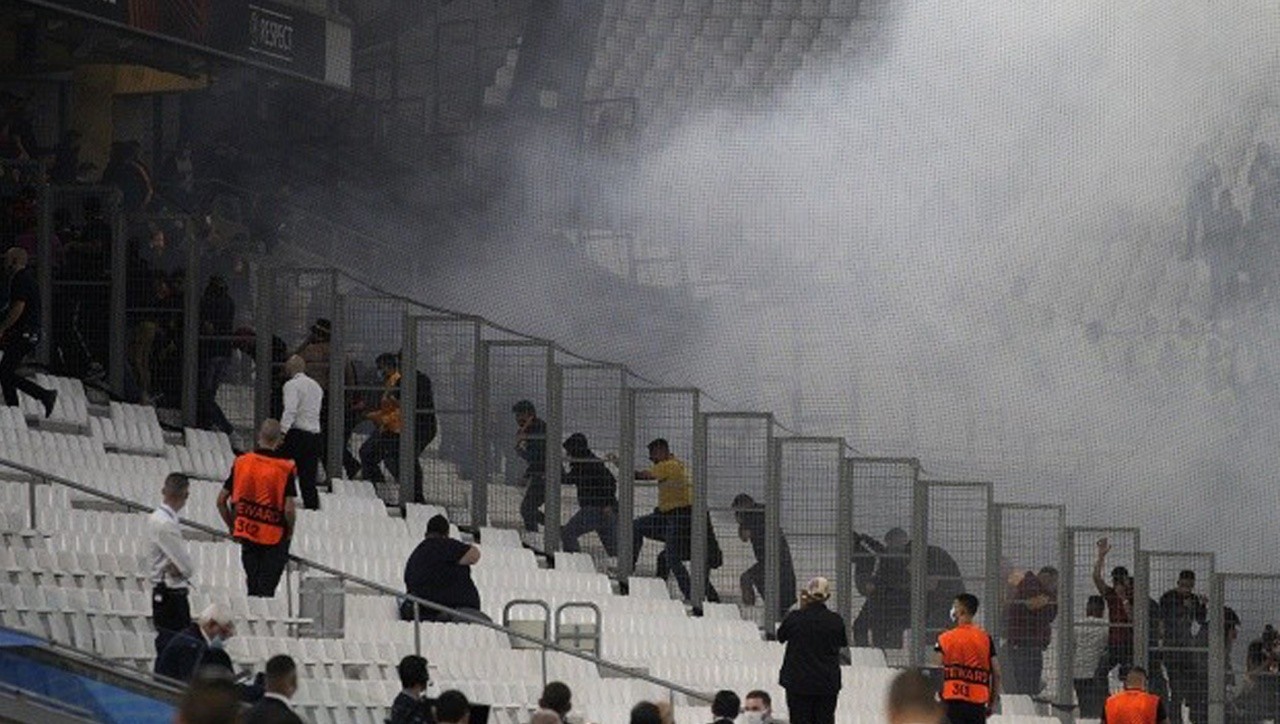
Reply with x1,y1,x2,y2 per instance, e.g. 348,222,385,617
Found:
632,508,691,599
562,505,618,556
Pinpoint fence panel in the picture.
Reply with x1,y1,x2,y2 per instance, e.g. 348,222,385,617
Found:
404,315,482,523
478,340,557,540
913,481,992,666
1065,526,1143,719
618,388,699,601
334,292,408,503
841,457,919,660
776,437,844,633
1142,551,1214,724
555,363,626,562
995,504,1067,702
1211,574,1276,724
696,413,777,622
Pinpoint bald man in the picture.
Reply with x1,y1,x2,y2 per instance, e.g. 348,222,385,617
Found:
0,247,56,416
279,354,323,510
217,419,298,597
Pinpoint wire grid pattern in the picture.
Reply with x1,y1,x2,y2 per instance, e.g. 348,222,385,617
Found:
556,364,625,560
47,187,119,384
1068,527,1141,697
777,438,843,617
702,414,773,612
844,458,917,652
410,316,481,522
996,504,1065,698
628,389,697,582
1217,575,1280,724
123,212,194,413
481,342,552,531
259,269,336,448
920,483,991,647
339,293,408,503
1146,551,1214,724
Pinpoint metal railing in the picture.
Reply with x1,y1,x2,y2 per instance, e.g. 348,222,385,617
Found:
0,456,714,706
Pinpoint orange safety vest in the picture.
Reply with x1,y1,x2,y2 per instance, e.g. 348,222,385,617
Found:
938,623,995,705
230,451,295,545
1104,689,1161,724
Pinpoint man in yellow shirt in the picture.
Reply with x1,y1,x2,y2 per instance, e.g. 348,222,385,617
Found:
632,438,695,599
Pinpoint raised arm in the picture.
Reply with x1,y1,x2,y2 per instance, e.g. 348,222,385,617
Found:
1092,537,1111,596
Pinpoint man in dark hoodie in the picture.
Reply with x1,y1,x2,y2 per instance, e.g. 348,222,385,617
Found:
559,433,619,557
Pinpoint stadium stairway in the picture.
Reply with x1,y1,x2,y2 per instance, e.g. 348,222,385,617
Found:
0,374,1060,724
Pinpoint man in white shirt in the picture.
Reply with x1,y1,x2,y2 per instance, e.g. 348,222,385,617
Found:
1074,594,1111,718
150,472,195,656
279,354,324,510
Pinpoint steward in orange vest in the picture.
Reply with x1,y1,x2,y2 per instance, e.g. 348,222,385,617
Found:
935,593,1001,724
1103,666,1169,724
217,419,297,598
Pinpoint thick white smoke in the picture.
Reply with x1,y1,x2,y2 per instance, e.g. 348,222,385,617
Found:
609,0,1280,570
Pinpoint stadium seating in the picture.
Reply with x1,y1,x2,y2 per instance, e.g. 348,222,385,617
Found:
0,377,904,723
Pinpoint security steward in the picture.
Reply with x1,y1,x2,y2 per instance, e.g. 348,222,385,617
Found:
217,419,298,598
935,593,1001,724
1102,666,1169,724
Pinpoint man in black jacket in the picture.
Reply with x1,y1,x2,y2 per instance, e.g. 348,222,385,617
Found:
778,577,847,724
389,654,433,724
154,604,236,682
245,655,303,724
709,690,741,724
560,433,618,557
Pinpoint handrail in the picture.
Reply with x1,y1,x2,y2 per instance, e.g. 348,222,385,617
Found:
0,456,714,703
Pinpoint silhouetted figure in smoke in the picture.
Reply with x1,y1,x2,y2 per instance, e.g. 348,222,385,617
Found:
513,400,547,534
197,276,235,434
1247,142,1280,298
560,433,618,557
732,493,796,613
1184,150,1220,261
1205,188,1243,316
1158,570,1208,724
361,353,434,503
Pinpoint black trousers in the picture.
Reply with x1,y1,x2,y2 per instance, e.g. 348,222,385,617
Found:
520,474,546,532
151,584,190,655
281,428,323,509
241,540,290,598
944,700,988,724
0,336,50,407
786,692,838,724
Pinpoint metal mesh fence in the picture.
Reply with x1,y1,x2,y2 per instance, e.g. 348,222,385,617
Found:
618,388,699,601
695,413,776,620
1213,574,1280,724
914,481,992,665
335,291,409,503
1066,526,1143,717
995,504,1066,701
477,340,557,539
405,315,482,523
554,363,626,563
776,437,844,630
1143,551,1214,724
43,186,122,386
841,457,919,659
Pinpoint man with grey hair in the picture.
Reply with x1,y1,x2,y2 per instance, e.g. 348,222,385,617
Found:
279,353,323,510
150,472,195,655
218,419,298,597
0,246,56,415
155,603,236,681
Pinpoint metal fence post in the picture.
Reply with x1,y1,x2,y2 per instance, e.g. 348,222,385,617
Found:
764,426,781,633
690,410,708,608
909,476,929,667
254,265,274,427
471,341,490,526
1208,572,1225,724
1056,521,1075,721
544,359,563,553
400,313,419,507
181,235,200,428
37,184,53,367
616,389,636,582
326,279,345,482
109,196,127,395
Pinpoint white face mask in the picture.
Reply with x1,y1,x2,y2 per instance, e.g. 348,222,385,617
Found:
740,712,765,724
949,607,959,623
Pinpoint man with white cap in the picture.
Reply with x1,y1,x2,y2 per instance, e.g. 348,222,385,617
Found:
155,603,237,682
777,576,847,724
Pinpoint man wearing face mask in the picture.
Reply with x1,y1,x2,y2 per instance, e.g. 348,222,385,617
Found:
155,603,237,682
935,593,1001,724
742,690,786,724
